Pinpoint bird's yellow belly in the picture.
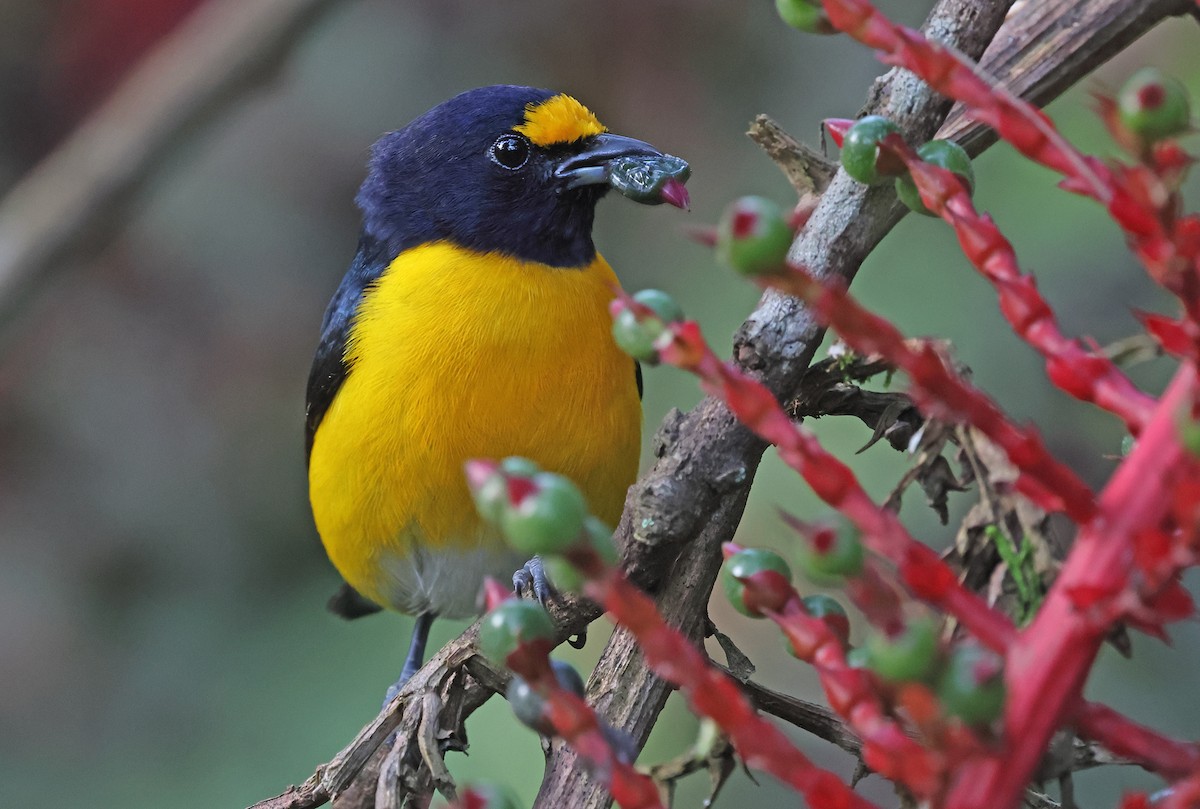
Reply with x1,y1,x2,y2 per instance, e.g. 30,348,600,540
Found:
308,242,642,616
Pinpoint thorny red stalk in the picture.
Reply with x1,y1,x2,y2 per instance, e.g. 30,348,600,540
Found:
480,583,665,809
945,364,1200,809
642,311,1015,651
571,555,881,809
726,551,953,799
820,0,1200,334
761,267,1098,523
880,133,1156,432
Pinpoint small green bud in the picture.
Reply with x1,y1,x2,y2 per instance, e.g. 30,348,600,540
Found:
611,289,684,363
801,594,851,646
611,306,664,362
895,139,975,216
795,523,864,584
633,288,684,324
936,643,1006,725
841,116,904,185
775,0,832,33
1118,68,1191,143
716,196,794,277
721,547,792,617
499,472,588,555
479,599,557,664
866,616,940,684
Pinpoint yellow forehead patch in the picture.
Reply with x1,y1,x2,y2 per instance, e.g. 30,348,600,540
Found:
514,94,606,147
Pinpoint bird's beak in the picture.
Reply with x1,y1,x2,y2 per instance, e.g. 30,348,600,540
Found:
555,133,691,209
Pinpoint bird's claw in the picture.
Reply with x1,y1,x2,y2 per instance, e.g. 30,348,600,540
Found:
513,555,554,606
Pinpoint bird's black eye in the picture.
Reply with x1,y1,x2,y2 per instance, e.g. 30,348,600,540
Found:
489,134,530,170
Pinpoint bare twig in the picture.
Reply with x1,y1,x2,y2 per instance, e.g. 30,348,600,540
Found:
0,0,348,331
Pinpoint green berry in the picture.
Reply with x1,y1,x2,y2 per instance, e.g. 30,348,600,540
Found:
795,524,864,584
895,139,975,216
500,456,541,477
611,305,665,362
775,0,831,33
845,646,870,669
1118,68,1191,143
506,660,585,733
841,116,904,185
937,643,1006,725
866,617,940,684
633,288,684,324
499,472,587,554
470,466,509,524
721,547,792,617
801,594,851,646
611,289,684,363
716,196,794,277
506,673,549,732
479,599,557,664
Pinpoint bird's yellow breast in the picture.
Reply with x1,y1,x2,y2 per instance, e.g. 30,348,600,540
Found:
308,242,642,612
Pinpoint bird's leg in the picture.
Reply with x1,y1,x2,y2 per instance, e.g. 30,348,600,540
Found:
513,555,553,605
384,611,436,705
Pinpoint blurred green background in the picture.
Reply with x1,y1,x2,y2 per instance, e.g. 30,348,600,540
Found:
0,1,1198,807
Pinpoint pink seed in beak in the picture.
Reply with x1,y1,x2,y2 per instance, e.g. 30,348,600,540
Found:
659,177,691,210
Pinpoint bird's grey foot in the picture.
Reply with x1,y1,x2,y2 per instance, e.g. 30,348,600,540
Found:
513,555,554,605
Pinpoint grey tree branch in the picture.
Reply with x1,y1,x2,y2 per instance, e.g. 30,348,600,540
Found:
0,0,348,332
243,0,1195,807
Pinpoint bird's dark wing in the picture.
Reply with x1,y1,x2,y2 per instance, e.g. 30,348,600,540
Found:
305,233,391,462
635,360,643,400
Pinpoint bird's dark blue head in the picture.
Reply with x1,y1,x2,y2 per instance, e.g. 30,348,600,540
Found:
355,85,670,267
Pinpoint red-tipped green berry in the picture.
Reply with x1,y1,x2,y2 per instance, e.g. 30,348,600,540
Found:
866,616,939,684
506,660,585,734
896,139,975,216
611,290,682,363
775,0,833,33
469,463,509,524
479,599,557,664
801,594,851,646
499,472,588,555
1118,68,1191,143
841,116,904,185
716,196,795,277
937,643,1006,725
795,523,865,583
721,547,792,617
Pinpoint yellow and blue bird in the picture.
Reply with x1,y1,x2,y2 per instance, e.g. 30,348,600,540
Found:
305,85,688,689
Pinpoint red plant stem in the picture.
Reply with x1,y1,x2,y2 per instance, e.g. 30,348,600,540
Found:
656,320,1016,651
1077,701,1200,780
821,0,1200,332
583,568,882,809
891,140,1156,433
819,0,1112,201
766,589,944,796
504,648,665,809
945,364,1200,809
757,271,1098,524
